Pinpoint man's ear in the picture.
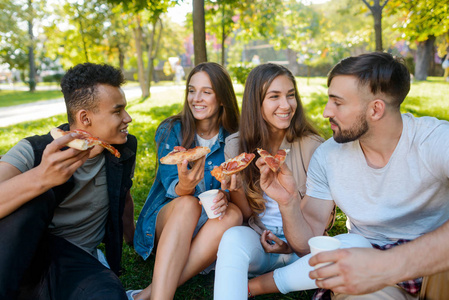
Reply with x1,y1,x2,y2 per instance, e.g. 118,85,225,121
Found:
369,99,386,121
76,110,91,127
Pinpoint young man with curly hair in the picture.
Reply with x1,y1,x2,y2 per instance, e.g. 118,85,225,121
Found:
0,63,136,300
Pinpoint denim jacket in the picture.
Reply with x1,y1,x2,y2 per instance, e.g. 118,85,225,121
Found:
134,120,230,260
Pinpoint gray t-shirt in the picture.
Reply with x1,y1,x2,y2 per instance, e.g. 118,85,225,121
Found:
1,139,109,255
306,113,449,246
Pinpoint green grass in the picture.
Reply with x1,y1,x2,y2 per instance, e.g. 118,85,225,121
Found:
0,90,63,107
0,76,448,299
0,81,143,108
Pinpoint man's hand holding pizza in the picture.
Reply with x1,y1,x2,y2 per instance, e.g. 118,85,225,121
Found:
0,132,91,219
38,132,92,189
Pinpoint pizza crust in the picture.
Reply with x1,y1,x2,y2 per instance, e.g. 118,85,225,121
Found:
50,128,93,151
50,127,121,158
160,146,211,165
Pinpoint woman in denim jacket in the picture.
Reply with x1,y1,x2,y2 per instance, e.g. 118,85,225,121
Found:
132,62,243,300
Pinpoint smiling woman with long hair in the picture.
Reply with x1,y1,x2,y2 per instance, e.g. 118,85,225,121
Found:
214,63,324,299
131,62,242,300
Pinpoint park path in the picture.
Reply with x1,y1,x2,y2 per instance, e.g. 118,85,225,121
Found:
0,85,182,128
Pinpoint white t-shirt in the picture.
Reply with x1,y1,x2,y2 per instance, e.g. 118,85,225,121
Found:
259,193,283,228
306,113,449,246
196,134,218,148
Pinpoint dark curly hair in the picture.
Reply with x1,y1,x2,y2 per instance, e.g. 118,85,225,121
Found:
60,63,125,124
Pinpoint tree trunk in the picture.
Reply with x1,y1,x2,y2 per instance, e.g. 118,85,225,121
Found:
362,0,389,52
118,47,124,73
152,19,163,84
415,35,435,81
286,48,300,76
28,0,36,92
146,17,163,99
372,6,383,51
75,5,89,62
145,19,157,99
221,3,226,66
193,0,207,65
133,15,148,98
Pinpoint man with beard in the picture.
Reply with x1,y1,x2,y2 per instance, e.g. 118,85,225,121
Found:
255,52,449,299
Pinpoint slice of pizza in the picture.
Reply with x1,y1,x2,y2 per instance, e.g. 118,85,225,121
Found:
50,128,121,158
160,146,211,165
257,148,290,172
211,152,256,182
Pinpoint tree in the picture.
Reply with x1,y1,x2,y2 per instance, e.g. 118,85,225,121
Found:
204,0,241,66
44,0,112,67
0,1,27,78
312,0,376,63
106,5,134,72
0,0,46,91
388,0,449,80
106,0,176,98
361,0,389,51
193,0,207,64
234,0,325,73
27,0,37,91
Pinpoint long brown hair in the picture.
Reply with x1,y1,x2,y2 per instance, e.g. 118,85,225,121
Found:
158,62,240,147
239,63,318,214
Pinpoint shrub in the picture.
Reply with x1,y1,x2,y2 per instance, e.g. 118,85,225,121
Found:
228,63,255,85
42,73,64,83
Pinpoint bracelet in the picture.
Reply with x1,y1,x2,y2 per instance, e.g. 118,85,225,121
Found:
248,286,255,299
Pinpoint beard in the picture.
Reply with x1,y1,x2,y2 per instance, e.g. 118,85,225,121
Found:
330,112,369,144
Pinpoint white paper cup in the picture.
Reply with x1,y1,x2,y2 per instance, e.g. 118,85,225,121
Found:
308,236,341,269
198,189,221,219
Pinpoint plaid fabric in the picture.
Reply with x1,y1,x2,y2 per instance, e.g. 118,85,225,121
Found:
312,239,421,300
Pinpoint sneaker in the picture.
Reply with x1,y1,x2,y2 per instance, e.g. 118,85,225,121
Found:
126,289,143,300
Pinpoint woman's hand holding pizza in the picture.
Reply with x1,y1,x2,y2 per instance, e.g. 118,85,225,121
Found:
175,156,206,196
220,173,243,192
256,157,298,207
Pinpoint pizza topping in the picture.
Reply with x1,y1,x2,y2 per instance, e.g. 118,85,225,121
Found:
211,152,255,182
173,146,186,152
257,148,289,172
225,160,239,172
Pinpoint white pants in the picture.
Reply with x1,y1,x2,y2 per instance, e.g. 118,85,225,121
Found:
214,227,372,299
